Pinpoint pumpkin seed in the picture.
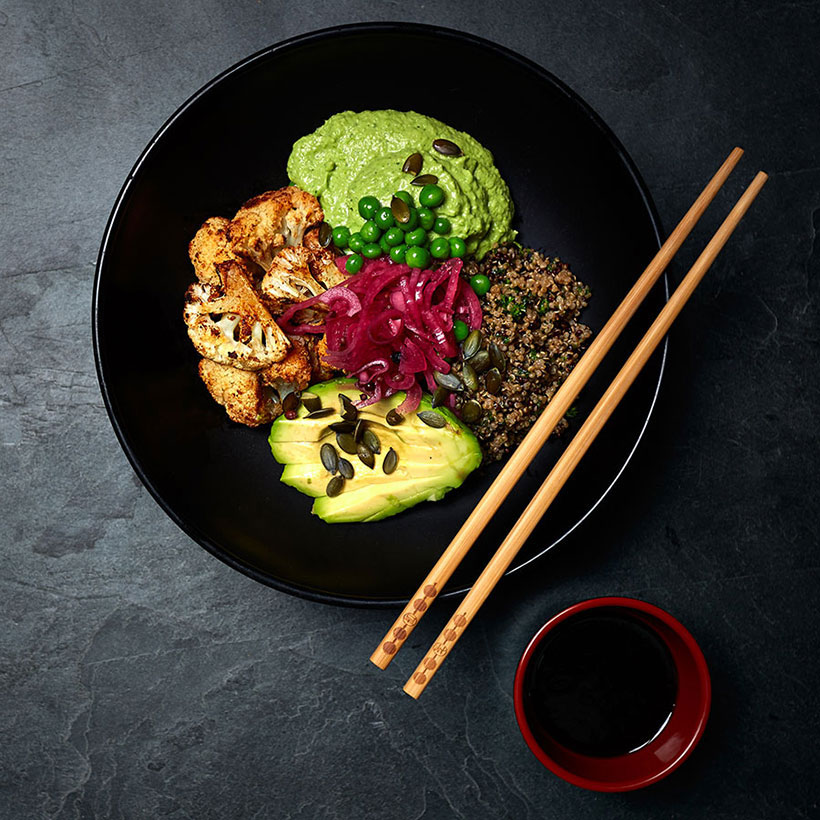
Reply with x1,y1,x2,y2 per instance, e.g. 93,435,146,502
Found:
282,391,300,418
417,410,446,429
386,408,403,426
411,174,438,186
461,400,482,423
305,407,333,419
301,391,321,413
337,458,354,480
320,443,338,473
432,386,450,408
357,443,375,469
391,195,411,224
362,429,381,454
470,349,491,373
383,447,398,475
340,393,358,421
402,152,423,175
433,370,462,392
462,363,478,393
328,421,355,434
326,475,344,497
318,221,332,247
485,367,502,394
489,341,507,373
336,432,358,454
432,138,463,156
461,329,482,360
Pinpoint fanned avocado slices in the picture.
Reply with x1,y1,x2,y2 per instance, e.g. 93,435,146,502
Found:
268,378,482,523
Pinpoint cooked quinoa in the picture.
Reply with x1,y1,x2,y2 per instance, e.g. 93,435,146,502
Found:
461,244,592,462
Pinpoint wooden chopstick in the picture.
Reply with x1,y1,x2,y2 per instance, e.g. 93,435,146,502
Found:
370,147,745,670
403,170,768,698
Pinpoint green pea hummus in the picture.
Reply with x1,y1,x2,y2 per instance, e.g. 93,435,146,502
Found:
287,110,516,259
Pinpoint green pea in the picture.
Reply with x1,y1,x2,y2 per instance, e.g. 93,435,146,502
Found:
389,244,407,264
374,207,394,230
379,234,392,254
429,236,450,259
405,245,431,269
362,242,382,259
417,207,435,230
396,208,419,232
384,227,404,247
453,319,469,341
393,190,413,207
406,228,427,247
358,196,380,220
433,216,451,235
345,253,364,274
469,273,491,296
332,226,351,249
348,232,364,253
360,220,381,243
419,183,444,207
449,236,466,258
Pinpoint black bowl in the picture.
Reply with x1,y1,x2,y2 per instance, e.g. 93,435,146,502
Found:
93,23,665,606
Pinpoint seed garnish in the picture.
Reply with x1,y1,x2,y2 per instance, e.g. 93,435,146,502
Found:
326,475,344,497
462,329,482,360
391,196,411,224
470,349,491,373
340,394,359,421
318,221,333,247
433,370,462,392
411,174,438,186
338,458,354,479
462,363,478,393
320,443,338,473
432,138,463,156
305,408,333,419
432,386,449,408
383,447,398,475
489,342,506,373
282,391,300,419
301,392,321,413
402,152,423,175
485,368,502,395
336,432,358,455
357,443,375,468
362,429,381,455
461,400,482,423
417,410,446,429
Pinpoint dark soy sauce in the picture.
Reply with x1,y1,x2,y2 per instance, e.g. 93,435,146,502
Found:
524,608,678,757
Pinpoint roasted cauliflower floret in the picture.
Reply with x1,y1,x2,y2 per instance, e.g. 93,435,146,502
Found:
183,261,290,369
259,337,313,395
198,359,281,427
261,245,325,305
310,247,349,290
229,187,323,270
188,217,239,284
304,334,336,383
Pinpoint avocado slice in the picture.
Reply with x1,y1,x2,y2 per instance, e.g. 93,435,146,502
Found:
268,378,482,523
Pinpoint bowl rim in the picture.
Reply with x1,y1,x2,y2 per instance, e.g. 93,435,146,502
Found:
513,596,711,791
92,21,667,606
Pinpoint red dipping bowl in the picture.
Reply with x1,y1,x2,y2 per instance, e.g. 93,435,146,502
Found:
514,597,711,792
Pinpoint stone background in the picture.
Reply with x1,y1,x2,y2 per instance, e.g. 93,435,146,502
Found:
1,1,818,818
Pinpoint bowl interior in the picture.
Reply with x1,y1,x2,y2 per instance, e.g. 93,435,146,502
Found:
94,25,665,604
514,598,710,791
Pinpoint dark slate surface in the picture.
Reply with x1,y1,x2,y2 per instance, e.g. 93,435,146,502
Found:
1,1,818,817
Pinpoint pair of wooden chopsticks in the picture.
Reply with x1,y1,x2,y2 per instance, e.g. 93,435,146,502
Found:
370,147,766,699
